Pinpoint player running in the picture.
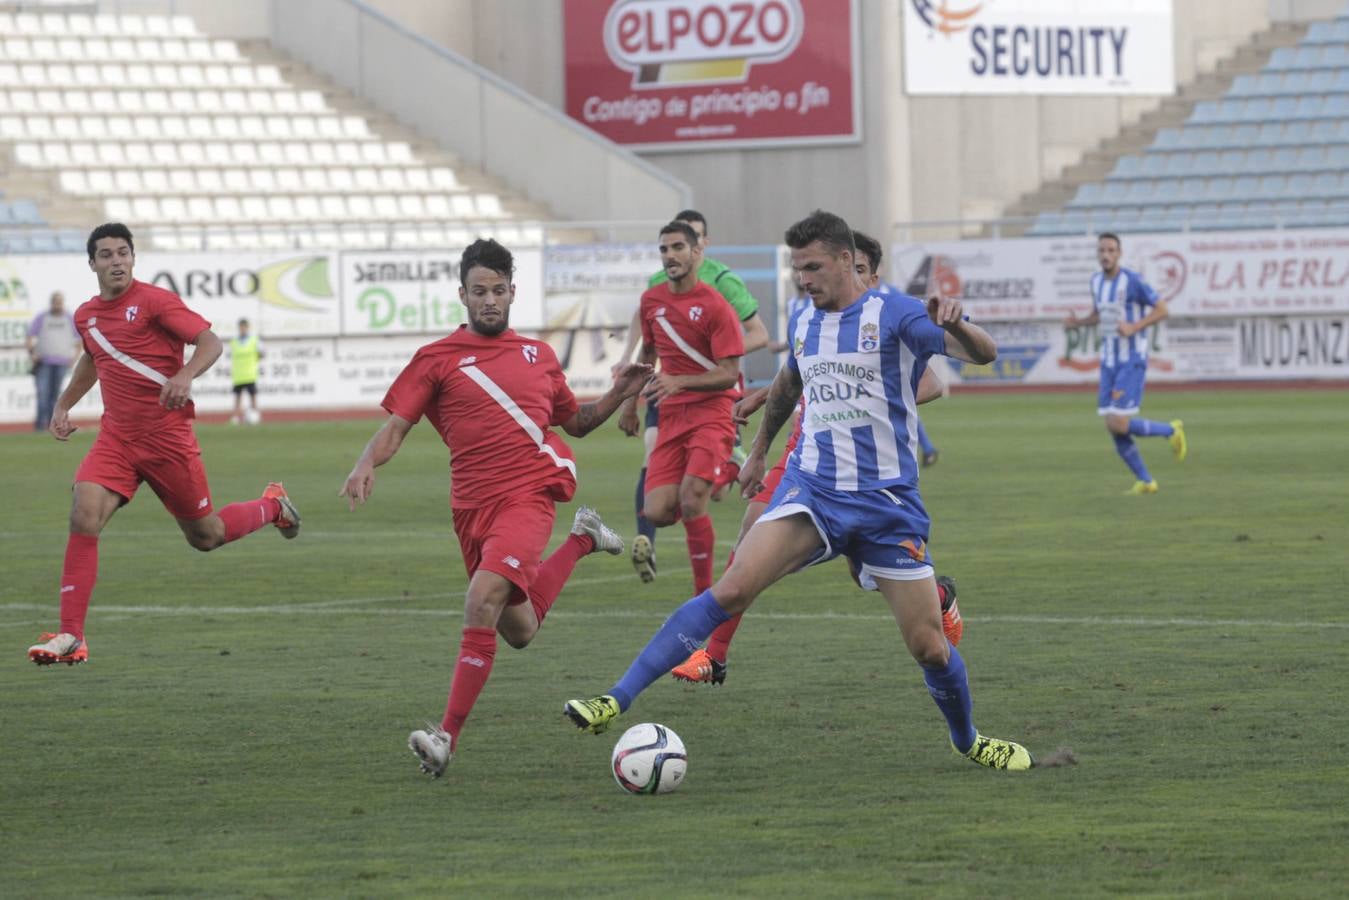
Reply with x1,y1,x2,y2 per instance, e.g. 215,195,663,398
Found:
339,238,652,779
565,210,1042,771
27,222,301,667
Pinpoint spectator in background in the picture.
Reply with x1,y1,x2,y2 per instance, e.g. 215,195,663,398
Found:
26,291,80,432
229,317,264,425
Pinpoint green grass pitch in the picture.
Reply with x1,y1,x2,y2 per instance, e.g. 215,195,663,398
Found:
1,387,1345,897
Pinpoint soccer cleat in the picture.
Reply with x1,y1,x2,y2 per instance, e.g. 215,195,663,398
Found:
631,534,657,583
564,695,621,734
1125,480,1159,495
671,647,727,685
28,632,87,666
407,723,453,778
1169,419,1187,462
957,733,1035,771
262,481,301,539
937,575,963,646
922,449,940,468
571,506,624,555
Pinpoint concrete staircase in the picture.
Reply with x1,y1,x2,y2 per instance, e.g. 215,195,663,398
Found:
994,21,1312,237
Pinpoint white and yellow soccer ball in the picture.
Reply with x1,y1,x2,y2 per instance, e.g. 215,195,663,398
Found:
610,723,687,795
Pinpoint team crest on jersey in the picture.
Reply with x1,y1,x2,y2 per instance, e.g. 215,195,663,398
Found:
521,345,538,364
859,322,879,352
125,306,139,322
689,306,703,321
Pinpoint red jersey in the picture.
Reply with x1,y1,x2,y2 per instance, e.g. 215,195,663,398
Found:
74,280,212,440
382,326,581,509
639,280,744,414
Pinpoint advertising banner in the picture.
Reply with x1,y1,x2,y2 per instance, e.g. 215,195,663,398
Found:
545,242,663,330
903,0,1174,96
893,227,1349,322
564,0,860,149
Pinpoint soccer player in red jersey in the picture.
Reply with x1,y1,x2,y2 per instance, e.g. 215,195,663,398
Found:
670,230,962,685
631,221,745,598
338,238,652,778
26,223,301,667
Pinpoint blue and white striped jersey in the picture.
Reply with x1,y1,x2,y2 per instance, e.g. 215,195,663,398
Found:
785,288,948,492
1091,266,1160,368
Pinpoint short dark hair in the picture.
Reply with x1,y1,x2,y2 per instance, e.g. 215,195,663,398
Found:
1098,232,1121,248
87,222,134,260
784,209,855,256
660,221,700,246
674,209,707,235
459,238,514,284
852,231,883,274
237,318,249,327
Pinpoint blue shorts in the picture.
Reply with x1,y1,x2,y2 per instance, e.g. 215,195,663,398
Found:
755,468,934,591
644,398,660,430
1097,362,1147,416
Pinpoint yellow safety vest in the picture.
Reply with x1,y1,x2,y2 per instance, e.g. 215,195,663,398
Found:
230,335,260,386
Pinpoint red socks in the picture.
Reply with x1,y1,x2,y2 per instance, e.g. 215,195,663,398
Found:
58,533,99,639
528,533,591,626
217,497,282,544
683,514,715,593
440,626,498,745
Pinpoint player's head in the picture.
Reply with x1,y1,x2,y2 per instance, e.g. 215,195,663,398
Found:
86,222,135,298
785,210,857,310
458,238,516,337
851,230,883,289
1097,232,1122,274
238,317,250,335
658,221,702,287
674,209,709,248
49,291,65,313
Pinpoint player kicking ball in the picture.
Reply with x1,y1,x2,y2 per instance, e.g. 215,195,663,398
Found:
28,223,301,668
340,238,652,778
566,211,1065,772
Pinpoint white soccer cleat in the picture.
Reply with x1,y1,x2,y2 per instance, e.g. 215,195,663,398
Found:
571,506,624,556
408,723,453,778
28,631,88,666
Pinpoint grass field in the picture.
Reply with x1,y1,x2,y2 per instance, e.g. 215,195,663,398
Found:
2,388,1346,898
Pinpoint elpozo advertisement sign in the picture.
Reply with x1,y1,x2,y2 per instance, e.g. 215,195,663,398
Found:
903,0,1175,96
564,0,860,150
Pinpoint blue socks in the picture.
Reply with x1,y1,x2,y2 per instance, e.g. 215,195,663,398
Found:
610,590,730,710
1127,418,1174,438
923,644,977,753
916,419,935,455
1113,433,1153,482
635,467,656,544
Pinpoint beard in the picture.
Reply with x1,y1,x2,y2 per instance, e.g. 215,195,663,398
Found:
469,309,509,336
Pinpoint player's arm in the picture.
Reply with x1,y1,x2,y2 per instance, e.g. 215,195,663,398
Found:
1064,307,1100,327
563,362,654,438
339,414,416,511
642,355,739,402
740,365,802,496
928,297,997,365
618,340,657,436
738,312,770,354
732,385,771,426
48,351,97,441
614,307,643,370
1118,298,1168,338
161,328,222,411
916,367,946,405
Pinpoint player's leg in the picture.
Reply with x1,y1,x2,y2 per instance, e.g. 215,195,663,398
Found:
230,384,243,425
874,574,1032,770
631,402,661,581
1120,367,1185,459
1101,365,1156,491
153,440,297,549
565,512,824,732
677,472,716,593
916,418,939,467
641,421,685,529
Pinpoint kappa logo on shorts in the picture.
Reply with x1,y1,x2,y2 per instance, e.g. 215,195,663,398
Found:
125,305,139,322
784,487,800,501
521,345,538,364
689,306,704,321
503,555,521,569
897,538,926,561
1111,389,1125,400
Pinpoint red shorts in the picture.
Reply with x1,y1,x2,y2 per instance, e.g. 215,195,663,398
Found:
451,492,556,605
645,410,735,491
74,426,213,520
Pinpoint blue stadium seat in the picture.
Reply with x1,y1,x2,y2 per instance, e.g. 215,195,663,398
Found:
1304,21,1337,43
1282,121,1313,145
1270,146,1299,170
1267,47,1297,70
1256,174,1287,198
1139,154,1170,177
1333,69,1349,92
1328,143,1349,168
1231,175,1261,199
1323,45,1349,67
1241,98,1275,121
1190,100,1222,124
1287,172,1317,198
1230,74,1260,96
1322,93,1349,117
1312,171,1345,198
1153,128,1183,150
9,199,42,224
1304,69,1338,92
1294,145,1327,170
0,233,33,253
1111,155,1144,178
1169,151,1203,176
1307,118,1340,143
27,232,59,253
1068,182,1105,208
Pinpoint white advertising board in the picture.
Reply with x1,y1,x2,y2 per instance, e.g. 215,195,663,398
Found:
903,0,1175,96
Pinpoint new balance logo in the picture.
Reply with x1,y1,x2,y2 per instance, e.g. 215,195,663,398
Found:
503,555,521,569
198,497,209,509
61,585,75,593
460,655,486,668
459,356,477,366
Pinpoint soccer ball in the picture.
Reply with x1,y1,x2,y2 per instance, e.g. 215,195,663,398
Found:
243,408,262,426
610,723,687,795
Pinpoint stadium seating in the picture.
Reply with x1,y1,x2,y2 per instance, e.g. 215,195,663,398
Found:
0,11,527,250
1029,11,1349,235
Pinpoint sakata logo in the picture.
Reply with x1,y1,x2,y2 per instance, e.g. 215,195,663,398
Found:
688,305,704,321
604,0,805,88
522,344,539,364
860,322,879,352
125,305,139,322
910,0,982,38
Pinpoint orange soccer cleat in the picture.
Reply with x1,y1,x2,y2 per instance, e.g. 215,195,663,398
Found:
263,482,302,539
937,575,963,646
671,648,727,685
